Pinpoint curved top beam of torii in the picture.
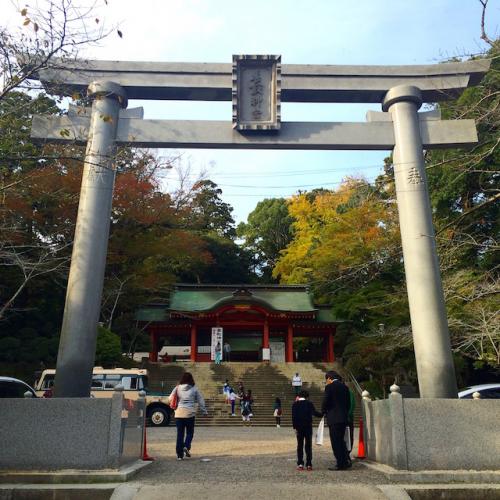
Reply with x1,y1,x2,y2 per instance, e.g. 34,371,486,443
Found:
36,58,490,103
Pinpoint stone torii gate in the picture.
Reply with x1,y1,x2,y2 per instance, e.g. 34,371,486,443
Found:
31,57,490,399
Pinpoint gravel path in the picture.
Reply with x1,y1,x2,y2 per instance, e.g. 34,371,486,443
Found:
133,426,390,489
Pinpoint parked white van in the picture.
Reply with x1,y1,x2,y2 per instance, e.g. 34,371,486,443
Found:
34,367,172,426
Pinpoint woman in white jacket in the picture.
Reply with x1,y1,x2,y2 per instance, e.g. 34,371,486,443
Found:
169,372,207,460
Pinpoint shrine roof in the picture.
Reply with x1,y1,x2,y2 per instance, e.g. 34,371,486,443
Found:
136,306,168,322
316,307,338,323
169,284,315,313
135,284,345,323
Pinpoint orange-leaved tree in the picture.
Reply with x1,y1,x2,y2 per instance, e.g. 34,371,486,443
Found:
273,178,400,295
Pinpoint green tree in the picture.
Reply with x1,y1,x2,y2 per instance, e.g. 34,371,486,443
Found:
237,197,294,280
426,44,499,272
189,180,236,238
95,326,122,367
191,232,254,284
423,44,499,371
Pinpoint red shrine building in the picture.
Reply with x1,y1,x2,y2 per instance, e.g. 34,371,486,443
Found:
136,284,339,363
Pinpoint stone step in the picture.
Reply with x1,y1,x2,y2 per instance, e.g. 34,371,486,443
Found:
145,361,362,426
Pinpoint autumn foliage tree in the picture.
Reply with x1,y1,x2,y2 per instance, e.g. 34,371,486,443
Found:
274,179,401,308
0,91,247,365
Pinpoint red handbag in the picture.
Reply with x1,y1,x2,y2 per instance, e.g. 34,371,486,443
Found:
170,388,178,410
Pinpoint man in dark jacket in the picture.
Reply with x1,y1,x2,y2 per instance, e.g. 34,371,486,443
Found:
292,390,323,471
321,370,351,470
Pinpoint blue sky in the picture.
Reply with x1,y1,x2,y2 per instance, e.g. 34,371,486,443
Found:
8,0,499,223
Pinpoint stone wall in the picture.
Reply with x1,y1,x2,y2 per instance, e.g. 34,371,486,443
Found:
120,396,145,465
363,394,500,471
0,394,144,470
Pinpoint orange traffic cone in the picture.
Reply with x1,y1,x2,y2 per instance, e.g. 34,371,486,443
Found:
356,417,366,459
142,422,154,461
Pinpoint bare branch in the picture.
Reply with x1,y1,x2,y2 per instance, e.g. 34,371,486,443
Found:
479,0,495,46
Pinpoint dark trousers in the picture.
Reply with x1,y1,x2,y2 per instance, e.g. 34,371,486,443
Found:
224,351,230,361
176,417,195,458
329,423,349,468
296,428,313,466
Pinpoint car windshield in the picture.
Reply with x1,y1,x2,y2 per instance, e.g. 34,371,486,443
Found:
121,376,138,390
39,374,55,390
0,380,31,398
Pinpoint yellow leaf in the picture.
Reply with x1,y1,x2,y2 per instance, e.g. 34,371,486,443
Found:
23,18,30,25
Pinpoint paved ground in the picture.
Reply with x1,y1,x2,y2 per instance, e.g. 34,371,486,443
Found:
127,426,392,499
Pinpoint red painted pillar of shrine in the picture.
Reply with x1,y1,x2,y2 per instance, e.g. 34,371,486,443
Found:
326,328,335,363
190,324,197,362
263,319,270,349
150,330,158,362
286,324,294,362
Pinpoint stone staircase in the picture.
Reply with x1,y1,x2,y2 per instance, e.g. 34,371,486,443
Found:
145,361,361,427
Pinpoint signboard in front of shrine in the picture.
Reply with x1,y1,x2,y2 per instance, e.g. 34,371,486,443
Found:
211,327,223,361
232,54,281,131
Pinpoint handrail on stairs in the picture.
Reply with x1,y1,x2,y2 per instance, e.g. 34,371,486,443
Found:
345,369,363,396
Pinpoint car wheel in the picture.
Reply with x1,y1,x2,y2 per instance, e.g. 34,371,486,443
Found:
148,407,170,427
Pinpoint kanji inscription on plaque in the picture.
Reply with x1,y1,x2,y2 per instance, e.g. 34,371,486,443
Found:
232,55,281,131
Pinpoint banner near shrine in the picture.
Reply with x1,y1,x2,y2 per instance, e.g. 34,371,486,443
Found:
211,327,223,361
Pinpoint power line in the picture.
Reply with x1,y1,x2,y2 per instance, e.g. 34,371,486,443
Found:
207,164,384,179
163,163,386,181
163,157,436,182
217,180,348,189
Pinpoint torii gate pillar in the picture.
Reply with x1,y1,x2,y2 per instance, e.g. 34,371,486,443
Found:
383,85,457,398
54,81,127,397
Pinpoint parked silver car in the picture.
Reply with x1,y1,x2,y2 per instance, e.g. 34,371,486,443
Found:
0,376,37,398
458,383,500,399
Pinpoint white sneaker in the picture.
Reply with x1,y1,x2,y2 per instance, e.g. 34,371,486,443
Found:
231,413,235,416
277,424,280,428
